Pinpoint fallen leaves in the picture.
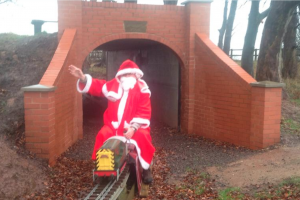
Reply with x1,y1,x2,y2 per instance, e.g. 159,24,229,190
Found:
19,122,300,200
25,157,94,200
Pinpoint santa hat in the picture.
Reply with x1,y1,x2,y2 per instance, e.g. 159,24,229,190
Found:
115,59,144,81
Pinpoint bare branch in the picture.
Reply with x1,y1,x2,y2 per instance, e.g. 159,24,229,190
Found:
238,0,248,9
258,8,270,22
0,0,12,4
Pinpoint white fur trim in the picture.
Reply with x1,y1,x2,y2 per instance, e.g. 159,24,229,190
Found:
139,79,151,96
118,91,129,127
111,121,119,129
124,121,130,129
115,68,143,82
102,83,123,102
76,74,92,93
130,118,150,129
111,121,130,131
104,136,150,169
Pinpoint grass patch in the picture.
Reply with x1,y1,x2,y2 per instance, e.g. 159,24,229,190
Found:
199,172,210,179
254,191,274,199
0,33,27,47
194,187,205,195
291,99,300,106
218,187,244,200
185,166,193,172
282,117,300,134
283,65,300,100
284,78,300,100
280,177,300,188
285,119,300,131
0,33,27,41
174,170,217,199
255,177,300,199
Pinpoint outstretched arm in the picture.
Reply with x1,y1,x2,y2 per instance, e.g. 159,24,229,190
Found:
68,65,86,82
69,64,106,97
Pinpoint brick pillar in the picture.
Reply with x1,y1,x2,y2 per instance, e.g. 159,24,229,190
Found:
250,81,285,149
181,0,212,133
22,84,57,166
57,0,83,64
57,0,83,141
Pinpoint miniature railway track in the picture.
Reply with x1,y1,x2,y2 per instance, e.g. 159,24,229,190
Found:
84,166,130,200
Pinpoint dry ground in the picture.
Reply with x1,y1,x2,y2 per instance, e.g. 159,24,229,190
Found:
206,100,300,192
0,33,57,200
1,33,300,199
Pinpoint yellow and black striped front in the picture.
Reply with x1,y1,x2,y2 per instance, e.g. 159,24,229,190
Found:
96,149,115,171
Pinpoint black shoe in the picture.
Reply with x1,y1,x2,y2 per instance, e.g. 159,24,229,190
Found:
142,169,153,184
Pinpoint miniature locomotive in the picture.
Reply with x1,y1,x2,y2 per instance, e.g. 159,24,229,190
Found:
93,136,150,197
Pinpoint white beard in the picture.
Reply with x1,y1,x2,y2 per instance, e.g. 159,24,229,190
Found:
120,77,137,91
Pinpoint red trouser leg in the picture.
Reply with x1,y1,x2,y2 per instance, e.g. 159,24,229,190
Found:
92,125,114,160
132,128,155,167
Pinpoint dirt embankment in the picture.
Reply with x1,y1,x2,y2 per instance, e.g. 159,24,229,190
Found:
0,33,58,136
0,33,58,199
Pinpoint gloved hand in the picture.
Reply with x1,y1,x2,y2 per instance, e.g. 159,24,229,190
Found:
68,65,86,82
124,127,135,139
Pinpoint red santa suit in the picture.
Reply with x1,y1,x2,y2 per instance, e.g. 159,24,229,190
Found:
77,60,155,169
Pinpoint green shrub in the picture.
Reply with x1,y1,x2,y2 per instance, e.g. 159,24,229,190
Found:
283,65,300,100
218,187,244,200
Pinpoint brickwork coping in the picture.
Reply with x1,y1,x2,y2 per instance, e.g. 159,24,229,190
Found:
124,0,137,3
181,0,214,5
250,81,285,88
21,84,57,165
21,84,57,92
163,0,178,5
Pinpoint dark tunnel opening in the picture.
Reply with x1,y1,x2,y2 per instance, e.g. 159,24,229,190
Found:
82,39,181,130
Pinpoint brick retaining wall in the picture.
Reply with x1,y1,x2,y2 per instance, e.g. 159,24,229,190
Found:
22,1,283,164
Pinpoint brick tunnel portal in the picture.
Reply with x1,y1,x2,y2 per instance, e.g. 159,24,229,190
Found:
82,39,181,129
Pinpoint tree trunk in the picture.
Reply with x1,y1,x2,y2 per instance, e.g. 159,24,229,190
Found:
223,0,238,55
256,1,299,82
282,8,298,79
241,1,269,77
218,0,228,49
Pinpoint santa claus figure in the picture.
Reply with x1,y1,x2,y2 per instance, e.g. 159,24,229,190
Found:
68,59,155,184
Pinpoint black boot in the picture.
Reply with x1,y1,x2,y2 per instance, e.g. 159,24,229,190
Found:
142,168,153,184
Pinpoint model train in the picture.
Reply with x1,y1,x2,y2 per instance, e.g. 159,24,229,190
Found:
92,136,150,198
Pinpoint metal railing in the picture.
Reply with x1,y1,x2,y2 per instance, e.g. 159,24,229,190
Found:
229,49,260,61
230,48,300,61
89,50,103,61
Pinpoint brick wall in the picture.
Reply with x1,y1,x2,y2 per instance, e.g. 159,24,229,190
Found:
57,1,212,134
181,3,211,133
80,2,186,58
24,90,56,163
194,34,255,147
58,0,83,65
23,29,81,165
194,34,283,149
23,1,284,165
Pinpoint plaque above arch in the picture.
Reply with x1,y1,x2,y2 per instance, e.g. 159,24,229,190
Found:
124,21,147,33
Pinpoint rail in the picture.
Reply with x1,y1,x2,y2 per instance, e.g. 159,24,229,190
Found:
229,48,300,60
84,166,130,200
229,49,260,61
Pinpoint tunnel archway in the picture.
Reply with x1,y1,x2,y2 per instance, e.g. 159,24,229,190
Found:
82,38,181,128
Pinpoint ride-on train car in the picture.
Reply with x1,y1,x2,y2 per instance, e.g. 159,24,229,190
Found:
84,136,150,200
